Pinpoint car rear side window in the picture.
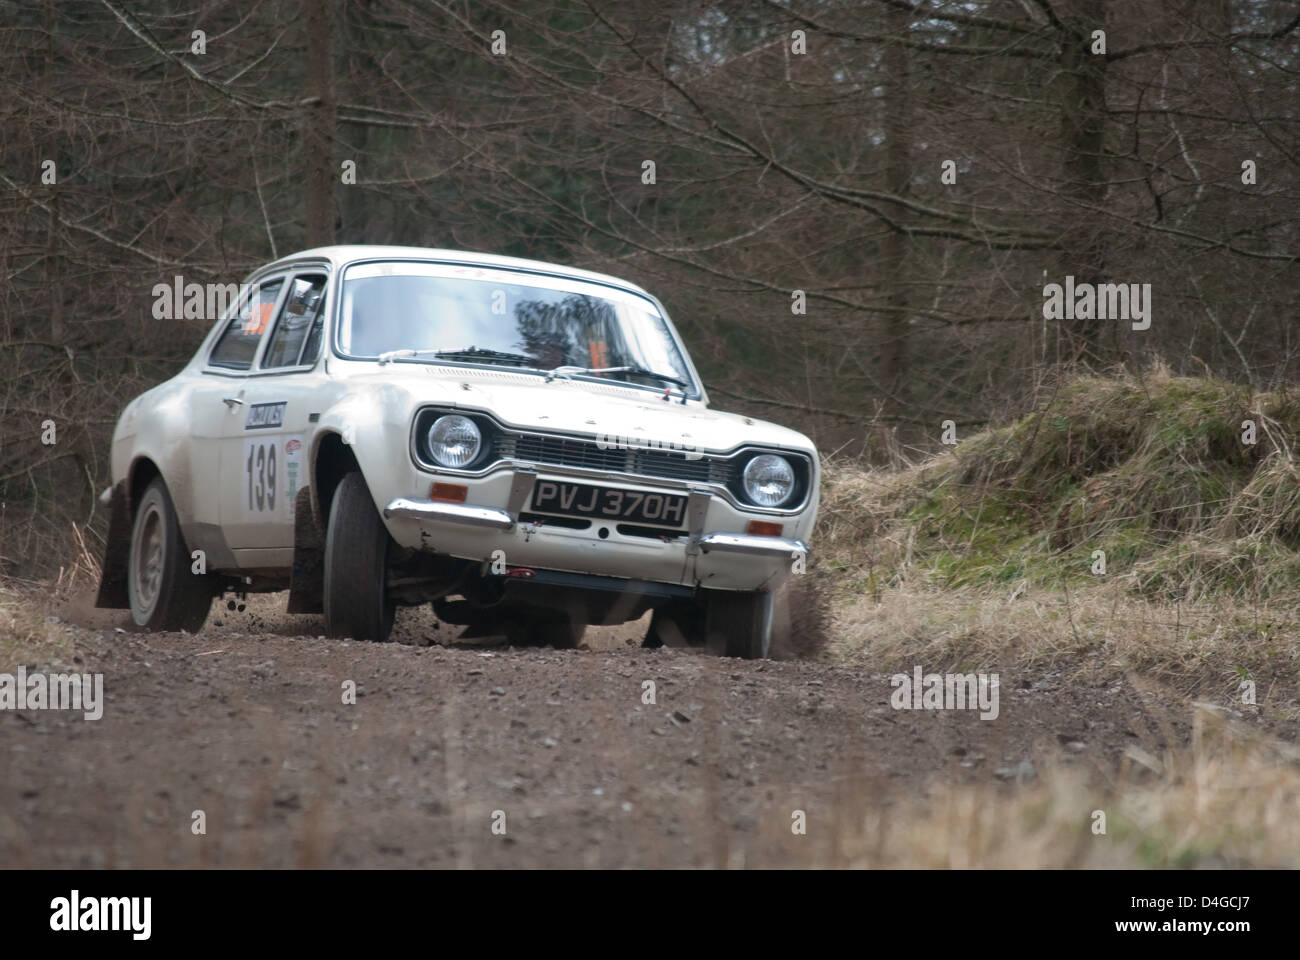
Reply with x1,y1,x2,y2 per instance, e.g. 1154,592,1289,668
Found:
209,278,285,369
262,275,326,368
298,306,326,367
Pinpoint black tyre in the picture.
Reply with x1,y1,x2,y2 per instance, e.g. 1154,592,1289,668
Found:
535,619,585,649
127,478,214,632
767,573,830,661
323,472,395,641
704,589,776,659
643,600,706,648
505,616,586,649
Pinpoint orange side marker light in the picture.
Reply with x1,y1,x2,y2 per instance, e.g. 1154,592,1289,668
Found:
430,482,468,503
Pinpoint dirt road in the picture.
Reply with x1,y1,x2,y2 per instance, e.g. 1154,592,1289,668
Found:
1,594,1198,868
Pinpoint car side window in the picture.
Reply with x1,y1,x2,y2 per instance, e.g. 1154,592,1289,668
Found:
262,275,326,368
298,300,326,367
209,278,285,369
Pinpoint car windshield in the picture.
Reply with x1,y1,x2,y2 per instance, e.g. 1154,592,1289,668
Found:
336,261,696,395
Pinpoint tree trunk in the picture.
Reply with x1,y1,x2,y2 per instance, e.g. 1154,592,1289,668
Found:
45,0,62,344
304,0,336,247
1055,0,1109,362
881,7,911,402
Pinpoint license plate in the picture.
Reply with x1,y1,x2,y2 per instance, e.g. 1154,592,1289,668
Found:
530,480,688,527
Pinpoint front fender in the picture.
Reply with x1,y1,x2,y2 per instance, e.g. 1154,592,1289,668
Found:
311,383,423,517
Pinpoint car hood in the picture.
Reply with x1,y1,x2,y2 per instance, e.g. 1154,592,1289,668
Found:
343,364,816,455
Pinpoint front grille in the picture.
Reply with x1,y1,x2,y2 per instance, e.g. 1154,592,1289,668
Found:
497,432,732,485
501,434,627,472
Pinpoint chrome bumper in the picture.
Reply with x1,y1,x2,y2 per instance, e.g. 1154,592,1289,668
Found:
383,497,807,560
383,498,514,530
385,466,807,559
697,532,807,558
384,468,537,531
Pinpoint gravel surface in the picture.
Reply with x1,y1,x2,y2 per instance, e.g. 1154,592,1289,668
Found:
0,593,1208,867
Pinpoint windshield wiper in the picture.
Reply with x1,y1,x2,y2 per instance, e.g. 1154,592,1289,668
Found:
621,364,692,389
434,347,537,366
544,364,632,382
544,363,692,390
377,346,537,367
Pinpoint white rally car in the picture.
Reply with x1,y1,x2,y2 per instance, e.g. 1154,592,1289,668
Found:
96,246,819,658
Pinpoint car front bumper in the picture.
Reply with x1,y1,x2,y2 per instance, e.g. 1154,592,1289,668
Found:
381,468,810,592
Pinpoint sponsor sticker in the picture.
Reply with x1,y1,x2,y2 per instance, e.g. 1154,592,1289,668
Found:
245,400,286,430
284,435,303,519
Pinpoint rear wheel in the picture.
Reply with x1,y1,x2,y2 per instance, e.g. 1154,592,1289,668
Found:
127,478,214,632
323,472,395,641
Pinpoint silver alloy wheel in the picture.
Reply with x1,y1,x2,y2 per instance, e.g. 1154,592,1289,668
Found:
131,498,164,616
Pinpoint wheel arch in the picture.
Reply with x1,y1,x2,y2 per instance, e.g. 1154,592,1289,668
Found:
311,430,361,528
127,454,164,512
96,455,165,609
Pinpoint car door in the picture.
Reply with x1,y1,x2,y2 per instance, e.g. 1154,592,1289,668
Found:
221,269,330,564
188,274,285,570
201,273,288,558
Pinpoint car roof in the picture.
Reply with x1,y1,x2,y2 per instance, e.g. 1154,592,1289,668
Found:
256,245,655,299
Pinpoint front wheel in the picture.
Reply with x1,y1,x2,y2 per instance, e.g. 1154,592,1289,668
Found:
127,478,214,632
704,589,775,660
323,472,395,641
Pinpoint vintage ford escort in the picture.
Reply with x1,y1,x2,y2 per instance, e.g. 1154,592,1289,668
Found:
96,246,819,657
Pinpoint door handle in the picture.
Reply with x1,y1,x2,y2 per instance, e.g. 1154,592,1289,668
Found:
222,396,244,408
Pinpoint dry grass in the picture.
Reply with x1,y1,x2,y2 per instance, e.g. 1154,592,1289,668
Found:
0,522,102,668
819,365,1300,603
793,368,1300,867
821,578,1300,868
769,703,1300,868
828,580,1299,717
0,580,75,667
53,521,102,595
816,367,1300,709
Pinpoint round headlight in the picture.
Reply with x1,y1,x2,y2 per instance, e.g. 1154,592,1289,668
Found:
426,415,482,468
742,454,796,507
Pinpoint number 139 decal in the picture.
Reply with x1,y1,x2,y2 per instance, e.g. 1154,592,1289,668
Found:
245,439,277,515
242,434,303,521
